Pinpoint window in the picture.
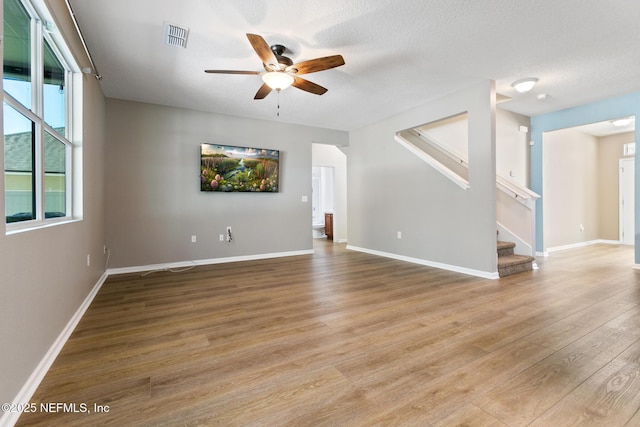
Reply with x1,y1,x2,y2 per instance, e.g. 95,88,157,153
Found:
3,0,79,228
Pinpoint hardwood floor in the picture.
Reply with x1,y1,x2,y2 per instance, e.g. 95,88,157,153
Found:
16,242,640,426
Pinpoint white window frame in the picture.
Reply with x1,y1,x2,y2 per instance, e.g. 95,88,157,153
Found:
4,0,81,233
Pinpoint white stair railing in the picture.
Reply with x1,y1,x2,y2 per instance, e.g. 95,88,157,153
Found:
396,129,540,256
394,132,469,190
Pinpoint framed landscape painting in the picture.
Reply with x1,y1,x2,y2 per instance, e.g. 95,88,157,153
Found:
200,143,280,192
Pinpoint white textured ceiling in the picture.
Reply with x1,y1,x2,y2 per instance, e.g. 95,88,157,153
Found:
66,0,640,131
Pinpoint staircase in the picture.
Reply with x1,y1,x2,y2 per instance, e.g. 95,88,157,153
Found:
497,241,536,278
395,128,541,279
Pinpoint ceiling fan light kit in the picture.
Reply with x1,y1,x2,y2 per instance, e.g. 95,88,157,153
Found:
262,71,294,91
205,33,345,100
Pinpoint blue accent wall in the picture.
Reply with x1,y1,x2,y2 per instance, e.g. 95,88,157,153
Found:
531,92,640,262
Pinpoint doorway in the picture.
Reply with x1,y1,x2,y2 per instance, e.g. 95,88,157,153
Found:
311,143,347,243
312,166,334,239
543,117,635,251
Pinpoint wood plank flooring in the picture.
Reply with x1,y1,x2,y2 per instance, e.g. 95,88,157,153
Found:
15,242,640,426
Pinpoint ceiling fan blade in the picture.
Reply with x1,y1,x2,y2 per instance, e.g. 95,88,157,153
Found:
292,77,328,95
287,55,345,75
205,70,261,75
254,82,272,99
246,33,279,70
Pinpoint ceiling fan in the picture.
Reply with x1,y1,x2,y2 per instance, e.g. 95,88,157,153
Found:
205,33,345,99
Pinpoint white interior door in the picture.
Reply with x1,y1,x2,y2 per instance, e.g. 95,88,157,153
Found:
620,158,635,245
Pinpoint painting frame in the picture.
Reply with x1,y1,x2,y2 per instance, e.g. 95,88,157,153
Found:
200,143,280,193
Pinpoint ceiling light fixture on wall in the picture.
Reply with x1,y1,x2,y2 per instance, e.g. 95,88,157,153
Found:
610,117,634,127
261,72,294,92
511,77,538,93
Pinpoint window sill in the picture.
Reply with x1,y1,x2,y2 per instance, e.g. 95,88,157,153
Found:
6,217,82,235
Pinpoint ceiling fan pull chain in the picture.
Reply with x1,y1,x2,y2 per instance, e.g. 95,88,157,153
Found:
276,89,281,117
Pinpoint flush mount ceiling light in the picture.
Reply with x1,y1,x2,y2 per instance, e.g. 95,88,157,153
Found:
261,71,295,92
610,117,634,127
511,77,538,93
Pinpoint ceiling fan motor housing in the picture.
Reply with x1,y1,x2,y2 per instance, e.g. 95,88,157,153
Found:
270,44,293,68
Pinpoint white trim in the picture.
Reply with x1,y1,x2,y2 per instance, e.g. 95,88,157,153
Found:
410,128,469,168
496,174,540,202
597,239,623,245
496,221,533,257
619,157,635,245
346,245,499,280
3,0,79,236
394,134,470,190
546,239,621,253
5,218,81,235
106,250,314,276
0,272,109,427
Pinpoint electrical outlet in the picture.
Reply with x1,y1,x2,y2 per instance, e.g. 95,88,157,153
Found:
86,254,91,267
103,245,107,254
579,224,584,231
397,231,402,239
191,235,197,243
226,226,232,242
219,234,224,241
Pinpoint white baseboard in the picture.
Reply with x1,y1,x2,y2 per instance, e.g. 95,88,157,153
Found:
2,249,316,427
546,239,621,253
106,249,314,276
346,245,499,280
0,272,109,427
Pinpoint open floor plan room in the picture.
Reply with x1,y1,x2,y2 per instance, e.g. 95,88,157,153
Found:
16,242,640,426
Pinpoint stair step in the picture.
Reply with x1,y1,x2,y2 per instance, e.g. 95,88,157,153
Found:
498,254,534,267
498,254,535,278
497,241,515,250
497,240,515,257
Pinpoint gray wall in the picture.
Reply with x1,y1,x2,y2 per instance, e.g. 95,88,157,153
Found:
105,99,348,268
347,81,498,274
0,0,107,406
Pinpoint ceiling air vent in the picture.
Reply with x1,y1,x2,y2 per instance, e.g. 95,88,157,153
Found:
163,22,189,48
